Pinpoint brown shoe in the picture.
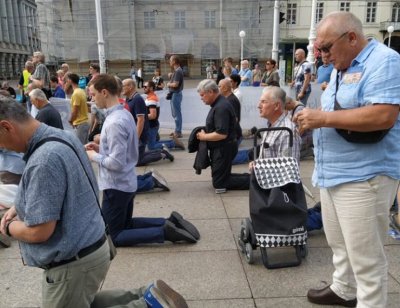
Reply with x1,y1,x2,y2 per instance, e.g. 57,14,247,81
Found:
307,285,357,307
172,136,186,150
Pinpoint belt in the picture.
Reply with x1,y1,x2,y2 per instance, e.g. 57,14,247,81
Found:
41,234,106,270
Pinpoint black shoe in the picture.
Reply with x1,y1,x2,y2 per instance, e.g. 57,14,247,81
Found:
307,285,357,307
0,234,11,248
168,211,200,240
152,170,170,191
164,221,197,243
161,148,174,162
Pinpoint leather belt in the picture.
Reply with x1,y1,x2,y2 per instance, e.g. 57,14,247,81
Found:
41,234,106,270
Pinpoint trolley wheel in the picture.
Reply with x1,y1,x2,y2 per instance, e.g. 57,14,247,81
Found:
244,242,254,264
300,245,308,258
238,238,245,253
239,224,248,243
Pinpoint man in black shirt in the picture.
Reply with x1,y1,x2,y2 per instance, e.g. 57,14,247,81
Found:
29,89,63,130
196,79,249,193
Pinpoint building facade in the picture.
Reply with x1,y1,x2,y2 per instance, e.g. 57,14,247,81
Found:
0,0,40,80
3,1,399,80
279,0,400,82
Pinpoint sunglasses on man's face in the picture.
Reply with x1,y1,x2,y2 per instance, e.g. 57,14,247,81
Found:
317,31,348,54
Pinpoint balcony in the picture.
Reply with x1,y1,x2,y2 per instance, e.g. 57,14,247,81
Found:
380,21,400,32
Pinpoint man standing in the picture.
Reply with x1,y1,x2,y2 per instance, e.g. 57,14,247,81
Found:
223,57,238,75
295,12,400,308
239,60,252,87
316,54,334,91
29,89,63,129
18,61,34,102
0,96,110,307
65,73,90,144
167,55,184,138
196,79,249,193
291,49,312,105
50,76,66,98
30,51,51,99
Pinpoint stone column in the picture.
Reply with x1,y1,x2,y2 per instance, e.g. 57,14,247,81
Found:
0,0,10,42
6,0,16,44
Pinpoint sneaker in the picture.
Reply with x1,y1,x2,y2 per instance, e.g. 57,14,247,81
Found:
170,132,183,138
161,148,174,162
152,170,170,192
215,188,227,194
168,211,200,240
144,280,188,308
172,136,185,150
164,221,197,243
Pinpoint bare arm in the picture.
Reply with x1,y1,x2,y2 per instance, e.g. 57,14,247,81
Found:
3,219,57,244
136,115,145,138
148,108,157,120
294,104,399,134
196,130,227,142
69,105,79,124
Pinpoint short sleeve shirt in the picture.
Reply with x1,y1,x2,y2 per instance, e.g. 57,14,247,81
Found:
32,63,50,89
294,61,312,94
16,124,104,267
35,103,64,129
170,67,184,93
127,93,149,144
205,95,237,148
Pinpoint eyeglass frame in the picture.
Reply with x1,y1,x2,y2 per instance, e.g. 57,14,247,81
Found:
317,31,349,54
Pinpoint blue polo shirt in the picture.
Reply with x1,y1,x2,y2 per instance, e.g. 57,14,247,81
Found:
313,39,400,188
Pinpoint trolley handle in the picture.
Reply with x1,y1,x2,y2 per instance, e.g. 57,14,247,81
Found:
253,127,294,158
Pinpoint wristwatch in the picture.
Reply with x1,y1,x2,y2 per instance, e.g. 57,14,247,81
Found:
5,220,15,237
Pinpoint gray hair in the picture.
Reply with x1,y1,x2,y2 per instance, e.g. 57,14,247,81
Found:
197,79,218,93
29,88,47,102
25,61,34,68
263,86,286,109
33,51,45,63
317,11,364,37
0,96,31,122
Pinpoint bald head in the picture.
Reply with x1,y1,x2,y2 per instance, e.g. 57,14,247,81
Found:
317,11,364,38
121,78,137,97
295,49,306,62
218,78,232,97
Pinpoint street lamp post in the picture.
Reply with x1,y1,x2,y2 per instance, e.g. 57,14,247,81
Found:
387,25,394,48
239,30,246,62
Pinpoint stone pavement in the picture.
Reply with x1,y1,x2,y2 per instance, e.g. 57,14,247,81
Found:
1,134,400,308
1,79,400,307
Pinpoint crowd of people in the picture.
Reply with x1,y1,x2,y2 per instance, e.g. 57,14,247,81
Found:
0,11,399,308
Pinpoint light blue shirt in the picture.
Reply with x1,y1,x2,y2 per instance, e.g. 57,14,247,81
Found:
312,39,400,188
239,68,252,86
93,104,138,192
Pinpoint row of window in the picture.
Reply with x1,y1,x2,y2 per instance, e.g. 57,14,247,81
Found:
287,1,400,25
142,2,400,29
144,10,216,29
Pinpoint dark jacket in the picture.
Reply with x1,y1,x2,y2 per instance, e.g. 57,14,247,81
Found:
188,126,210,174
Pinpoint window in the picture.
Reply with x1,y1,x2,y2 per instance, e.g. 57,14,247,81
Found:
392,2,400,22
144,11,156,29
205,11,216,28
175,11,186,29
339,1,350,12
366,2,377,23
316,2,324,23
286,3,297,25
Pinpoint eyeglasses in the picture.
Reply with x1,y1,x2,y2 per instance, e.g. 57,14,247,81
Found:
317,31,348,54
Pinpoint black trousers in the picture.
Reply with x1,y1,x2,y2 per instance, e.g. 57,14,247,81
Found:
209,140,250,190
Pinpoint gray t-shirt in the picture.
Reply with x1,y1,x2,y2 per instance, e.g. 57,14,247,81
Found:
15,124,104,267
32,63,50,89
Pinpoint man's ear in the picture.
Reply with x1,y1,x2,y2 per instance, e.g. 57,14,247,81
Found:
0,120,14,133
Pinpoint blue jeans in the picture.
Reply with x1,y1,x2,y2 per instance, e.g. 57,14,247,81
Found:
232,148,250,165
137,172,154,193
170,91,182,134
102,189,165,246
147,126,175,150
